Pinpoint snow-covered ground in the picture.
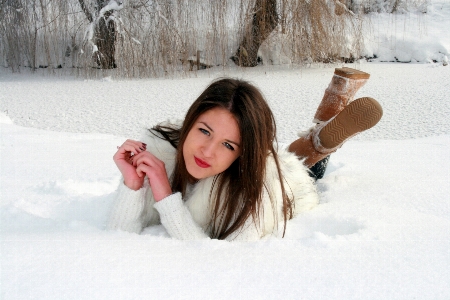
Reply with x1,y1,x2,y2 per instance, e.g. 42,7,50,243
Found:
1,1,450,299
363,0,450,64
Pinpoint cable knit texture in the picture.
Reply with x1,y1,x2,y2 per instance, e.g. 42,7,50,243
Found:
154,193,210,240
107,122,319,241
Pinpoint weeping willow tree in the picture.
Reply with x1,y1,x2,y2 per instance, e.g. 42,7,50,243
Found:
285,0,362,63
0,0,79,71
232,0,278,67
78,0,119,69
0,0,366,78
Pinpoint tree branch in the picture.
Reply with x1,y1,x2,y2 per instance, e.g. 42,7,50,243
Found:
78,0,93,22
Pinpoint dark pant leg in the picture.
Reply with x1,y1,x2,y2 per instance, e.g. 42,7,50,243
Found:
308,155,330,180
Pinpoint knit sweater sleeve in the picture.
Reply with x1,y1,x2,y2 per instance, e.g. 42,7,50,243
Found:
107,125,177,233
153,193,209,240
154,193,262,241
107,180,158,233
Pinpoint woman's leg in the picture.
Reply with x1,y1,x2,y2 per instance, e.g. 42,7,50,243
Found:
308,156,330,180
289,68,383,174
289,97,383,168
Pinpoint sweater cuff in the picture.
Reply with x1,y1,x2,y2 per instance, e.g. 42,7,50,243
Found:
154,193,210,240
107,181,148,233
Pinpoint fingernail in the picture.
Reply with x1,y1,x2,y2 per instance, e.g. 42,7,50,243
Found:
139,147,144,151
142,143,147,146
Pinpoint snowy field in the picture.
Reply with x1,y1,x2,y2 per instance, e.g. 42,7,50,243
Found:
1,2,450,299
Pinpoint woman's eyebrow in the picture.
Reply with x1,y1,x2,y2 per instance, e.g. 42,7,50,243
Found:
200,121,213,132
199,121,240,147
226,139,241,147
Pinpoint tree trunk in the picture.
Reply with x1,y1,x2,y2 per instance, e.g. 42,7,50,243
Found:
78,0,116,69
233,0,278,67
95,10,116,69
78,0,93,22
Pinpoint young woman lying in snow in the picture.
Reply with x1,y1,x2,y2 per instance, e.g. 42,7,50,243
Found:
107,68,382,241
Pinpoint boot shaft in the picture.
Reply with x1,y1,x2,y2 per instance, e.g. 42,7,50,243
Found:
313,67,370,123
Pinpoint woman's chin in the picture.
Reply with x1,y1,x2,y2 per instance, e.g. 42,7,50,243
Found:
186,165,205,181
187,165,218,181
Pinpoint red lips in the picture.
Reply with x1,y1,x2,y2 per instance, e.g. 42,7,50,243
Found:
194,156,210,168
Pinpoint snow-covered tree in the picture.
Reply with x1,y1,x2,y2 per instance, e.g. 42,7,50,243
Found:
78,0,123,69
341,0,429,13
232,0,278,67
0,0,394,77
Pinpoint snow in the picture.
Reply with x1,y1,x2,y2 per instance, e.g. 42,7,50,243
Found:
99,0,123,16
1,1,450,299
363,0,450,63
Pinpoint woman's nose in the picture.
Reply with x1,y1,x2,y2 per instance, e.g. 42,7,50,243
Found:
201,141,216,157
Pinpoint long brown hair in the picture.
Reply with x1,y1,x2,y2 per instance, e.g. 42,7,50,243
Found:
152,78,293,239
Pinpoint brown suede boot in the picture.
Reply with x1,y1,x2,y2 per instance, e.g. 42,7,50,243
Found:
289,97,383,168
288,133,328,168
313,67,371,123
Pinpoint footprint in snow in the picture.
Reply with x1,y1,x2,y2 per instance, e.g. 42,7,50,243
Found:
289,215,364,241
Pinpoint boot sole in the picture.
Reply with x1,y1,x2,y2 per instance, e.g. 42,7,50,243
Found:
319,97,383,149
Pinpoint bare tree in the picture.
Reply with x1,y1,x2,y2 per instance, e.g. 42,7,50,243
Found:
0,0,368,77
232,0,278,67
78,0,119,69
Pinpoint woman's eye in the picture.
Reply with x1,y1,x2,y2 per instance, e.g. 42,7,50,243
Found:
199,128,210,136
223,142,235,151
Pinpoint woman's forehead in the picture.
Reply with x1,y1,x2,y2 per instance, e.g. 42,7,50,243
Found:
197,108,241,139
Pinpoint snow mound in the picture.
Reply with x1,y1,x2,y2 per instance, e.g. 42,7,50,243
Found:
0,111,13,124
364,0,450,63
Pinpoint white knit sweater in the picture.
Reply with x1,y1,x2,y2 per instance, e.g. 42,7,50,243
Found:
107,126,319,241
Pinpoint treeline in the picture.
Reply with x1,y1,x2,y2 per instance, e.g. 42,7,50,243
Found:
0,0,426,78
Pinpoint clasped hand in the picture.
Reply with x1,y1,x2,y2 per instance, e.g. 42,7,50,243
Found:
113,139,172,202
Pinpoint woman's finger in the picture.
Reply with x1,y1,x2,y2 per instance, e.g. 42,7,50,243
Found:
121,139,146,150
132,152,165,169
114,140,147,161
121,140,146,153
135,163,147,178
135,162,162,178
136,162,172,202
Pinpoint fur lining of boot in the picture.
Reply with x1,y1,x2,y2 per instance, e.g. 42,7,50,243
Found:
311,119,342,154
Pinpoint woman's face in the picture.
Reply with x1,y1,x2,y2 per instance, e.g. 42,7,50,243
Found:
183,107,241,180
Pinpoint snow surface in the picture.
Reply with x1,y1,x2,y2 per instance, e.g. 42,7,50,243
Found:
1,2,450,299
363,0,450,63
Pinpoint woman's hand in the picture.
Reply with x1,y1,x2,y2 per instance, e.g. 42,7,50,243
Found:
131,151,172,202
113,139,147,190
